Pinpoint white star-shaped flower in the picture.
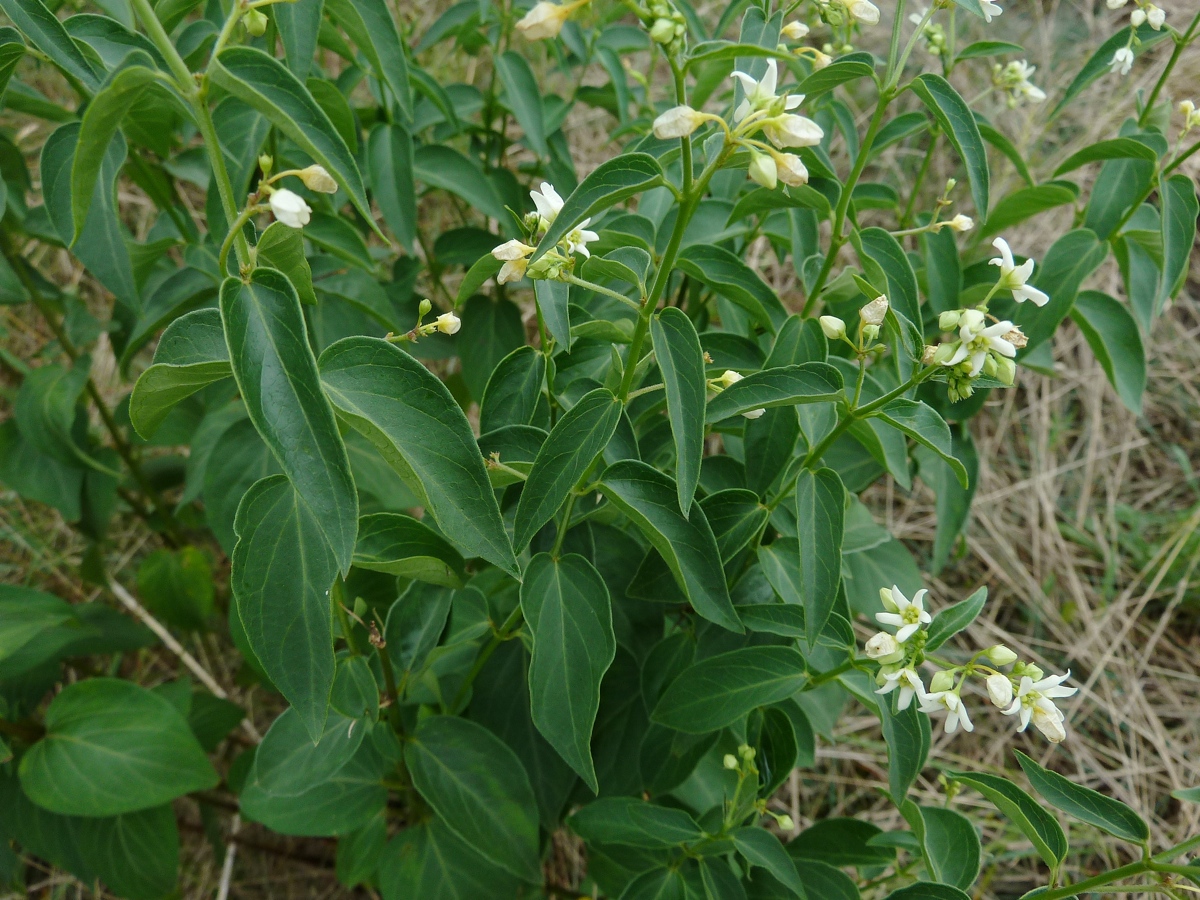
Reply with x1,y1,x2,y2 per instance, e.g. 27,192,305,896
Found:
875,585,931,642
1002,671,1078,742
876,665,927,710
919,691,974,733
990,237,1049,306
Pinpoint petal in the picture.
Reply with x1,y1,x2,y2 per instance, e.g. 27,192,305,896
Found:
875,681,898,695
1014,258,1036,284
1019,706,1032,730
917,610,932,624
897,687,913,710
761,59,778,97
945,714,959,734
968,350,987,377
910,589,928,612
890,585,909,607
1016,285,1050,306
876,613,904,627
1044,686,1078,699
988,337,1017,358
896,623,919,643
944,344,969,366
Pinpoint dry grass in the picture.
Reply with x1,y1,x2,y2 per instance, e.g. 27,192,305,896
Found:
2,0,1200,896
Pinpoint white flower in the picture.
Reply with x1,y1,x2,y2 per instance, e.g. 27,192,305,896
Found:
875,585,931,643
497,258,528,284
1130,8,1146,25
1106,0,1127,7
811,50,832,70
776,152,809,187
908,6,928,25
980,0,1002,22
1002,671,1078,742
269,188,311,228
742,407,765,419
297,164,337,193
762,112,825,148
946,213,974,232
564,223,599,258
781,20,810,39
877,665,927,710
516,1,570,40
1180,100,1200,131
730,59,801,122
1110,47,1134,76
492,239,534,261
941,317,1018,378
864,632,904,664
820,315,846,341
919,691,974,734
530,182,565,228
990,238,1049,306
718,369,764,419
986,673,1014,708
653,105,704,139
859,295,889,326
1002,60,1046,104
1146,4,1165,28
435,312,461,335
748,150,777,190
840,0,880,25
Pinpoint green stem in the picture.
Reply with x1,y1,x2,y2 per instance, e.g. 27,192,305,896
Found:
1156,833,1200,862
900,128,939,229
1036,862,1149,900
332,581,360,656
129,0,196,96
193,93,252,268
209,2,245,62
1164,137,1200,175
450,602,525,713
806,659,856,688
561,273,641,310
1139,10,1200,128
886,4,936,92
551,492,578,558
218,202,264,274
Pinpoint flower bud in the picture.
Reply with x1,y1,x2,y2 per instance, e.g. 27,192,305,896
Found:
985,644,1018,665
723,753,739,770
859,295,889,326
435,312,461,335
931,342,959,365
268,188,311,229
1032,705,1067,743
944,178,957,193
1014,661,1044,681
819,315,846,341
861,324,879,341
864,632,904,663
775,152,809,187
258,154,273,177
842,0,880,25
929,670,956,693
418,298,432,318
939,311,962,331
719,369,743,388
879,586,898,612
1145,4,1164,29
996,356,1016,386
748,149,778,190
649,17,676,43
244,7,268,35
777,814,796,832
781,20,809,39
298,164,337,193
959,308,985,333
653,105,704,139
947,213,974,233
742,407,766,419
738,743,756,761
986,673,1014,708
517,0,573,40
812,50,832,69
1106,0,1127,7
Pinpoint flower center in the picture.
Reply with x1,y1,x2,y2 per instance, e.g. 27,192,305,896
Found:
902,607,921,625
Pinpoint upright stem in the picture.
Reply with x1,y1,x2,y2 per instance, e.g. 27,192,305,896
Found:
1139,10,1200,128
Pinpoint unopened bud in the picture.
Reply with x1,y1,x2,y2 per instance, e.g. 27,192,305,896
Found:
865,632,904,664
986,673,1014,707
258,154,273,177
298,164,337,193
244,7,268,35
996,355,1016,386
781,21,809,39
719,369,743,388
939,310,962,331
723,753,739,770
944,178,957,193
861,323,880,341
748,149,778,190
649,17,676,43
777,814,796,831
418,298,432,318
819,315,846,341
880,586,898,612
947,213,974,233
435,312,461,335
652,105,704,139
929,670,955,693
859,295,889,325
985,644,1018,665
932,342,958,365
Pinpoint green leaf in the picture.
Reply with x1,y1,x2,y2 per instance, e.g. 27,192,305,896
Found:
221,268,358,572
412,144,508,223
796,467,845,645
129,309,231,439
256,221,316,305
857,227,920,327
531,153,665,263
210,47,375,229
367,123,416,252
1014,228,1108,353
978,121,1034,188
136,547,216,631
0,0,99,91
480,345,547,433
1157,173,1198,312
652,646,806,733
910,74,989,218
920,807,981,889
458,294,526,400
1052,25,1171,117
232,474,338,740
534,278,571,350
569,797,705,848
946,770,1068,868
253,706,362,798
459,252,504,305
240,740,387,836
323,0,411,120
874,400,968,488
274,0,321,78
1053,138,1159,177
877,700,930,803
0,584,77,662
319,336,518,576
981,181,1079,239
514,388,622,550
732,827,806,896
676,244,788,333
405,715,542,883
599,459,743,633
19,678,217,816
885,883,972,900
954,40,1025,60
70,55,156,242
379,820,523,899
384,581,453,681
353,512,466,587
522,553,616,792
652,308,706,516
496,50,548,157
705,363,843,423
1069,290,1146,415
798,58,875,97
13,355,93,468
1013,750,1149,844
924,586,986,652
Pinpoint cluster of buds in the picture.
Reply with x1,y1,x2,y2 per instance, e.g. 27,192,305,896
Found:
991,60,1047,108
819,294,889,354
644,0,687,56
710,370,764,419
723,745,796,832
864,585,1078,742
929,308,1024,401
516,0,590,41
386,298,460,344
1107,0,1166,29
490,182,597,284
908,8,949,57
256,157,338,230
729,60,823,190
819,0,881,27
1178,99,1200,135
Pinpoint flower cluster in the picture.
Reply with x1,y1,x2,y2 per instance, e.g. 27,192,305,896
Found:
908,8,948,57
1179,99,1200,135
709,370,764,419
1107,0,1166,30
730,60,823,190
991,60,1047,108
819,294,890,354
865,585,1078,742
490,182,597,284
262,163,338,230
645,0,688,54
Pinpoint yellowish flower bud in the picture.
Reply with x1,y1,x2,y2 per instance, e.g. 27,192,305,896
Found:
516,0,572,40
652,105,704,139
819,315,846,341
435,312,461,335
859,295,889,326
929,670,956,693
781,21,809,40
985,644,1018,665
986,673,1013,707
297,164,337,193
